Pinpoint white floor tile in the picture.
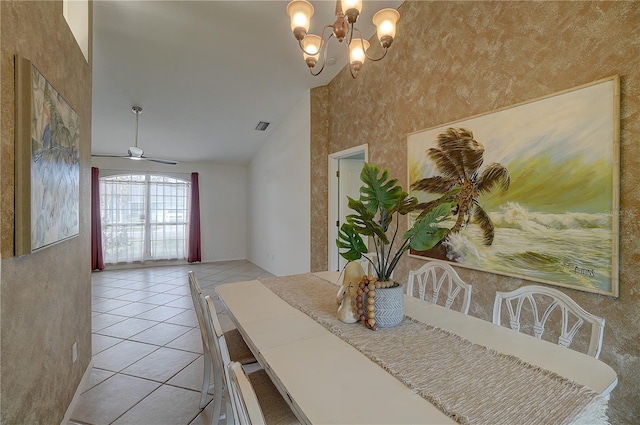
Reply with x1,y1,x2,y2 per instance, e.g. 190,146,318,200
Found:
135,305,186,322
71,374,160,424
129,322,192,346
166,328,204,353
166,355,208,392
74,261,267,425
121,347,200,383
92,340,158,372
96,317,158,339
111,385,205,425
92,334,123,355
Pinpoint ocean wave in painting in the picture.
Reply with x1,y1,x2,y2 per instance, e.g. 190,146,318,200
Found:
441,202,613,291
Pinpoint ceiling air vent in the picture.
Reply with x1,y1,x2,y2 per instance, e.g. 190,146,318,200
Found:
255,121,270,131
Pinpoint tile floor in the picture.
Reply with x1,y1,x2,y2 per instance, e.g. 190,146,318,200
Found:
69,260,274,425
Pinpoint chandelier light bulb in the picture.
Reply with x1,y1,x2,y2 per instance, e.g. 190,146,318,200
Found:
287,0,314,40
349,38,370,70
293,13,309,28
302,34,322,68
379,20,393,35
343,0,362,12
343,0,362,23
372,8,399,48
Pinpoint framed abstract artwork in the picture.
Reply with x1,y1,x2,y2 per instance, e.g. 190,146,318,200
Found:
15,55,80,256
407,76,619,296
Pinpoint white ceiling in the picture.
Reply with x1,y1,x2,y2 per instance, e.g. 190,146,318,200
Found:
91,0,403,165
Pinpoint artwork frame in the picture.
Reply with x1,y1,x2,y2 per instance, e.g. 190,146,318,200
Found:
407,76,620,297
15,55,80,256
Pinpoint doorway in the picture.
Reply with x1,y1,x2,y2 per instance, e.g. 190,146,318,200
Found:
328,144,368,271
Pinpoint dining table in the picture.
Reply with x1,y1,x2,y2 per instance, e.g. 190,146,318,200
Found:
216,271,618,425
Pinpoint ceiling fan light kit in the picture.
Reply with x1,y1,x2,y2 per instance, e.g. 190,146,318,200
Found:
286,0,399,79
92,106,178,165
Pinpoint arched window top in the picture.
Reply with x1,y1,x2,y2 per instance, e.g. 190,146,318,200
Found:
100,172,190,185
149,174,189,184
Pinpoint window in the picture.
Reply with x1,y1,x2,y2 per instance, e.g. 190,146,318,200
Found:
100,173,190,264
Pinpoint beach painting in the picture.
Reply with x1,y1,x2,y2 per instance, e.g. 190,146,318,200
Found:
407,76,619,296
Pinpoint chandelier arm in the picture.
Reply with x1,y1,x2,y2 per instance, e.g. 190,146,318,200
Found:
350,26,390,62
346,19,355,45
298,39,315,56
308,32,334,76
319,24,335,45
364,47,389,62
348,25,363,46
310,59,327,76
297,25,334,56
353,25,363,36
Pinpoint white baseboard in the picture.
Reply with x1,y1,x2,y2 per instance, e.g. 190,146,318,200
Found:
61,360,93,425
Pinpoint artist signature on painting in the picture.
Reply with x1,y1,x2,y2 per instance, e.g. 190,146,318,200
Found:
573,266,596,278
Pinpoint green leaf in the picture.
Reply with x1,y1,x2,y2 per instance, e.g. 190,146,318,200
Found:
396,193,418,215
346,196,389,243
336,223,368,261
404,202,453,251
359,163,405,215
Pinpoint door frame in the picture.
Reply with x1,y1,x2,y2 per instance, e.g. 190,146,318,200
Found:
328,144,368,271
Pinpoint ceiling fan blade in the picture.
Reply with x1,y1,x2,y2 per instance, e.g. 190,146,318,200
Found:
91,154,130,158
143,157,178,165
93,107,178,165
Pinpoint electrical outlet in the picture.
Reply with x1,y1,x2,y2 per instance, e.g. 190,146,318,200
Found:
72,342,78,363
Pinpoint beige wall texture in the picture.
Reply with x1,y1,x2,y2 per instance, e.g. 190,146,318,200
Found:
1,1,93,423
311,2,639,423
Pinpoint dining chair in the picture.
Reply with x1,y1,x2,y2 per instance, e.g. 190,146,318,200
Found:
492,285,605,359
189,271,218,409
199,294,233,424
228,361,301,425
406,261,473,314
188,271,257,412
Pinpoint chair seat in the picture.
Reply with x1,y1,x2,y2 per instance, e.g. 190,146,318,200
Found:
225,328,257,365
247,369,300,425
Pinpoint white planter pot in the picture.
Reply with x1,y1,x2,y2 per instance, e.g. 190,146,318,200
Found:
364,284,404,328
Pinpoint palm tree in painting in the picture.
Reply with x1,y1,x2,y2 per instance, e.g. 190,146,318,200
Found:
411,127,510,245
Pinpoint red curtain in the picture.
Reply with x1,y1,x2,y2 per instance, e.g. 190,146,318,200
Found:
188,172,202,263
91,167,105,270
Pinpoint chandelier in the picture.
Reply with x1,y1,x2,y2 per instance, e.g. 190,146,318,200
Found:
286,0,400,79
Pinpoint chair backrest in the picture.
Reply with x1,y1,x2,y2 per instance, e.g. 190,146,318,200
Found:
188,271,210,352
492,285,605,359
201,294,230,366
228,361,267,425
406,261,472,314
201,294,237,421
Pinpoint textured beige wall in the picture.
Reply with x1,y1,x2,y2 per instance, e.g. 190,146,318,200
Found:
1,1,93,423
310,85,329,272
310,2,639,423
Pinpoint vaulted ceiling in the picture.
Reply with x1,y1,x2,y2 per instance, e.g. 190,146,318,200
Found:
91,1,403,165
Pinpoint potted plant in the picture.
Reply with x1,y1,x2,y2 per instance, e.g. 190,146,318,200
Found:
336,162,454,328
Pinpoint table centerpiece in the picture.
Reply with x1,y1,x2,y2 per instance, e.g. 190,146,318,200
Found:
336,162,454,329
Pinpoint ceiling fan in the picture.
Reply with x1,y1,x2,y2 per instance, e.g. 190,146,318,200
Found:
92,106,178,165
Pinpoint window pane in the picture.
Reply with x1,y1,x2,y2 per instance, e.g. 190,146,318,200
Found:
148,176,189,260
100,173,190,264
